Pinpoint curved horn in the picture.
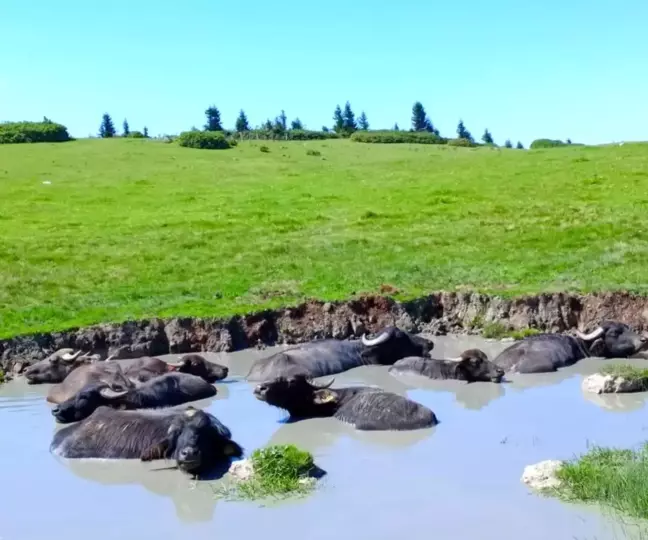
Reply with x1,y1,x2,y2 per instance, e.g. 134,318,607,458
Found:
449,356,464,362
576,327,604,341
167,359,186,368
99,387,129,399
314,378,335,389
104,354,116,362
361,330,391,347
61,350,82,362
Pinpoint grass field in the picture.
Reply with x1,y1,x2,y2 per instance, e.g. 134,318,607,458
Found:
1,137,648,338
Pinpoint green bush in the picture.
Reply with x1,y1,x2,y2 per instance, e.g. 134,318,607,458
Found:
350,130,447,145
176,131,232,150
530,138,567,149
260,145,270,153
235,129,338,141
0,121,71,144
447,137,476,147
306,149,321,156
126,131,145,139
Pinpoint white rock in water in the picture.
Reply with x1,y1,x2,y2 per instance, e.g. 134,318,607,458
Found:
228,459,254,481
582,373,648,394
521,460,563,490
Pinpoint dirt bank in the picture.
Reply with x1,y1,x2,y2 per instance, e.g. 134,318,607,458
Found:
3,291,648,371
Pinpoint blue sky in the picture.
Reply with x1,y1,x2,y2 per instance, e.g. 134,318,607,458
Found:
1,0,646,145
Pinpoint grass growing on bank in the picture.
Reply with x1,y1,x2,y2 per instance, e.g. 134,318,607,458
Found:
1,138,648,338
600,363,648,382
480,322,541,340
555,444,648,520
0,370,5,384
220,445,318,501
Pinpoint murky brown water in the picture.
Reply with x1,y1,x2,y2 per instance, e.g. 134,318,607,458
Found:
3,335,648,540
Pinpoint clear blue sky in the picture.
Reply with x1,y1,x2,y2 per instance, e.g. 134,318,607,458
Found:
1,0,646,146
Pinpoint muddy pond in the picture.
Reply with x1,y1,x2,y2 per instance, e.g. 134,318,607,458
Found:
3,335,648,540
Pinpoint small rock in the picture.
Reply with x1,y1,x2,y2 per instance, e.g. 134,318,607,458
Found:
12,362,24,374
228,459,254,481
521,460,563,490
582,373,648,394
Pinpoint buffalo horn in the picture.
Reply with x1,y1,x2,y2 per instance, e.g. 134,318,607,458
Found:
60,350,82,362
314,378,335,389
361,330,391,347
575,326,604,341
99,387,129,399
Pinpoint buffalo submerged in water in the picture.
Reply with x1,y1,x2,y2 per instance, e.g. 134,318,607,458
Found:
51,372,218,424
389,349,505,383
494,320,648,374
246,326,434,381
50,406,243,476
253,375,438,430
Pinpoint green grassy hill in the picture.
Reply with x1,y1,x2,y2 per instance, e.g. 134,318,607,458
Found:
1,137,647,338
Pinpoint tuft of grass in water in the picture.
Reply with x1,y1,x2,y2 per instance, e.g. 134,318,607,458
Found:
481,322,540,340
555,443,648,520
0,370,4,384
219,444,318,501
509,328,541,340
600,363,648,382
3,139,648,338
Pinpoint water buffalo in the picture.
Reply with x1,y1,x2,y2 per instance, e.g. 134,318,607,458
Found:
46,353,227,404
50,405,243,476
247,326,434,381
494,321,647,374
23,349,99,384
52,372,218,424
253,375,438,430
389,349,505,383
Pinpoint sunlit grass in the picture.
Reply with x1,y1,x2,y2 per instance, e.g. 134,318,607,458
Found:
1,138,648,338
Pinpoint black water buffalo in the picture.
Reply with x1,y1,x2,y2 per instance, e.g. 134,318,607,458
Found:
23,349,99,384
52,372,218,424
247,326,434,381
46,353,227,404
253,375,438,430
389,349,505,383
50,406,243,476
494,321,647,374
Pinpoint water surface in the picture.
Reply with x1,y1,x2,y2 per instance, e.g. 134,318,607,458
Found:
3,335,648,540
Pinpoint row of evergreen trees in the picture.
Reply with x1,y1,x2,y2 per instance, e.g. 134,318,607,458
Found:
98,114,148,138
97,102,527,148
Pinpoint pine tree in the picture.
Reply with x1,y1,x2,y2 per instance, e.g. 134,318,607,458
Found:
204,105,223,131
342,101,356,133
263,119,273,131
393,123,400,131
333,105,344,133
424,116,436,133
291,118,304,130
504,139,513,148
481,129,494,145
358,111,369,130
516,141,524,149
123,119,130,137
235,110,250,132
322,126,330,133
411,102,428,131
99,113,116,138
456,120,473,142
567,138,572,144
143,127,149,138
277,110,287,132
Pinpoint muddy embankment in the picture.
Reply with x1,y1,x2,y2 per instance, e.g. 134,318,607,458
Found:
3,291,648,372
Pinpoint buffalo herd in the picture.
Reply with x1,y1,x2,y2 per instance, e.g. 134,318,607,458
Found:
16,320,647,478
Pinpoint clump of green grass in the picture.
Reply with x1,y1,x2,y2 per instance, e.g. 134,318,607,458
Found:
480,322,540,340
306,149,321,156
600,363,648,382
0,370,5,384
554,443,648,519
221,444,319,501
509,328,541,340
259,145,270,153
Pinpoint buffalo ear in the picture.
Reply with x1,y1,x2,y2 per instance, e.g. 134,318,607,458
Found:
140,440,171,462
223,442,243,457
313,389,338,405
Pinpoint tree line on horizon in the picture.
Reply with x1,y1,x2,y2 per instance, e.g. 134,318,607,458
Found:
96,102,530,149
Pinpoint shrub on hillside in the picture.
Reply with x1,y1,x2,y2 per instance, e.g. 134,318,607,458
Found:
126,131,145,138
350,130,446,145
530,138,567,149
447,137,476,147
306,149,321,156
236,129,339,141
177,131,233,150
0,121,71,144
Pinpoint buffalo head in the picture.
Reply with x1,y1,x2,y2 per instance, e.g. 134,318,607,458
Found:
254,375,337,418
51,365,135,423
140,407,243,475
167,354,228,382
360,326,433,365
450,349,504,383
576,321,647,358
23,349,98,385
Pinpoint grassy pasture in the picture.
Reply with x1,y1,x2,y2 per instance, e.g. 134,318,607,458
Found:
1,138,647,338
